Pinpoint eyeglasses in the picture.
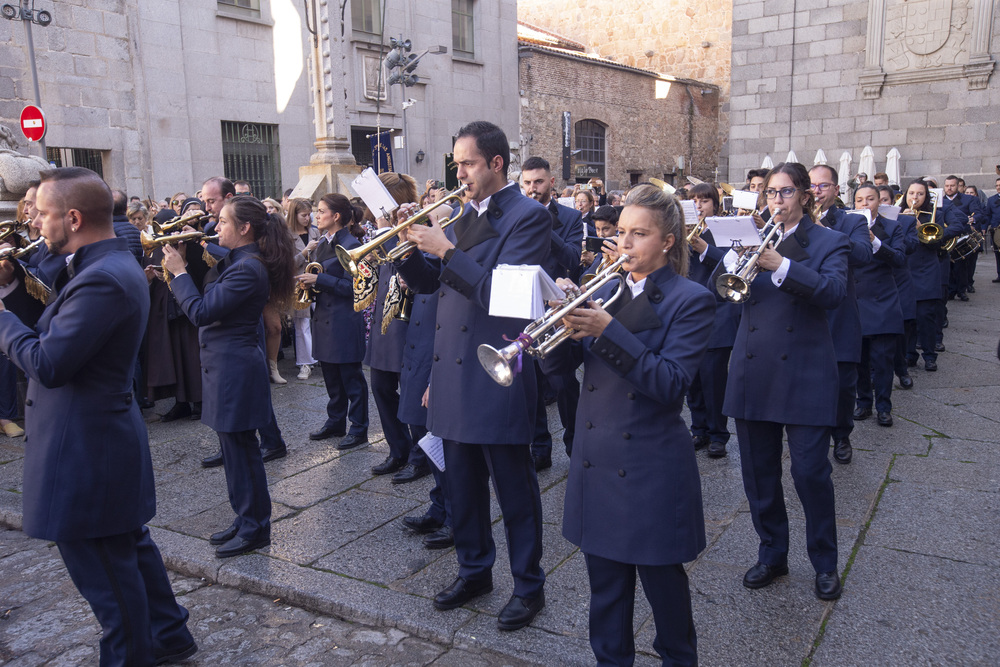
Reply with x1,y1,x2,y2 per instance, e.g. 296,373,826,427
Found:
810,183,835,192
764,187,799,199
171,200,181,205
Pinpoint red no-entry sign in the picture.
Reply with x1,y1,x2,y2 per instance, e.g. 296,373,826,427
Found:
20,105,46,142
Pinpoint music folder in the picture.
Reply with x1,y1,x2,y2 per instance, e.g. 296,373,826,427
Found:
488,264,563,320
705,216,762,248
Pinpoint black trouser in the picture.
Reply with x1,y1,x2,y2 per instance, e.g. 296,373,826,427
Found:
831,361,857,441
911,300,941,363
319,361,369,435
218,429,271,541
858,334,896,414
531,363,580,458
894,321,915,377
370,368,411,460
687,346,733,446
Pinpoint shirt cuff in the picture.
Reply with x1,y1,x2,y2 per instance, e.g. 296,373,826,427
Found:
771,257,792,287
722,249,739,273
699,247,709,263
0,277,19,299
871,235,882,253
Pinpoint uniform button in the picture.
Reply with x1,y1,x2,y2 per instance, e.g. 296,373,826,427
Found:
583,460,591,468
201,343,207,348
585,421,593,429
415,321,420,326
204,368,208,373
125,395,132,404
410,344,415,349
433,354,439,361
460,325,467,332
456,358,462,364
627,392,635,400
749,326,757,332
436,324,441,330
749,299,757,306
622,432,631,440
615,360,622,366
786,326,793,332
618,469,626,477
781,354,788,360
746,353,753,359
440,291,445,297
587,384,595,391
24,399,32,407
608,353,615,359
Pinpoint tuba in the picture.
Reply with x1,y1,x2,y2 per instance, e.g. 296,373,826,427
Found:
478,254,630,386
336,185,468,276
294,262,324,309
716,218,783,303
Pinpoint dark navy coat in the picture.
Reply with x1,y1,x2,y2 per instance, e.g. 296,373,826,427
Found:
724,216,850,426
941,192,975,217
312,228,367,364
987,193,1000,228
364,234,408,373
563,265,714,565
0,238,153,541
688,231,740,349
854,216,905,336
397,291,438,427
395,184,550,445
906,208,964,299
27,243,68,287
543,200,584,282
822,207,872,363
170,243,271,432
892,214,918,320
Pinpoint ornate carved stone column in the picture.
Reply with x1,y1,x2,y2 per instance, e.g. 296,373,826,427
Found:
964,0,996,90
859,0,888,99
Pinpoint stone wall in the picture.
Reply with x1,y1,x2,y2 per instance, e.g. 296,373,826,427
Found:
729,0,1000,190
519,46,721,189
517,0,732,172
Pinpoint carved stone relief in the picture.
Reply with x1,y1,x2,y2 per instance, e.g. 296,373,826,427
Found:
885,0,969,71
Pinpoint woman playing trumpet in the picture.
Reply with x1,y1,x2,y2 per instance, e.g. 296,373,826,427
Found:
559,184,715,666
722,163,850,600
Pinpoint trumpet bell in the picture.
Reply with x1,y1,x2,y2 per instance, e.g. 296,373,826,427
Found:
477,344,519,387
335,245,361,277
716,273,751,303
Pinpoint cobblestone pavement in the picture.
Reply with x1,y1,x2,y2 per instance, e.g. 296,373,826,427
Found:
2,263,1000,665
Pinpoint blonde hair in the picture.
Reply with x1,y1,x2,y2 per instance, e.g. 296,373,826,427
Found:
623,184,689,277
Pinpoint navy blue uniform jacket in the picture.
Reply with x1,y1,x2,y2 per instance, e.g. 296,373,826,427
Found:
907,208,967,298
312,229,367,364
398,291,438,426
364,234,408,372
987,193,1000,228
688,230,740,349
892,214,918,320
543,200,584,282
396,184,550,445
563,265,714,565
724,216,850,426
823,207,872,363
170,243,271,432
0,238,153,541
854,216,905,336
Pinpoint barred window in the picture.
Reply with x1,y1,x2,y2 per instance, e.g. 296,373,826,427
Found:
221,121,283,200
45,147,105,178
574,120,606,181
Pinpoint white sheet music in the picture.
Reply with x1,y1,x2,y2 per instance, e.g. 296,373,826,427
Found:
705,216,762,248
417,432,446,471
878,204,900,221
680,200,699,228
489,265,563,320
350,168,399,219
731,189,760,211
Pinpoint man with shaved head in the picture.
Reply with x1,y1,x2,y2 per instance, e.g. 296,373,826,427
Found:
0,167,197,664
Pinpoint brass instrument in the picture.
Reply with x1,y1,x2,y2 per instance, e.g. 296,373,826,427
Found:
649,178,676,195
716,219,783,303
915,199,941,244
0,236,46,262
293,262,323,309
686,217,707,243
335,185,469,276
478,254,630,386
140,230,219,256
152,211,207,235
0,220,30,247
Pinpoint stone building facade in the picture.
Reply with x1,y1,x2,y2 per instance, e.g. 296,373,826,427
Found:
729,0,999,190
0,0,517,199
517,0,732,172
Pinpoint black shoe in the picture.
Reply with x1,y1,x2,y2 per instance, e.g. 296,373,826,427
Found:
201,451,223,468
743,561,789,589
533,454,552,471
898,375,913,389
852,406,872,420
433,575,493,611
833,438,852,464
967,285,976,293
423,526,455,550
392,462,431,484
261,447,287,462
209,524,238,546
992,277,1000,283
958,293,969,302
160,402,192,422
372,455,405,475
190,402,202,420
403,513,443,534
877,411,893,427
138,397,155,410
707,441,727,458
497,592,545,631
337,432,368,450
924,360,938,372
692,434,710,450
815,571,842,600
155,640,198,665
935,343,945,352
309,424,346,440
215,534,270,559
942,319,949,328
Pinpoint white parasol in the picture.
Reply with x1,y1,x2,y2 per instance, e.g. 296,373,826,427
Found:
761,155,774,169
786,150,798,164
858,145,876,179
885,148,901,186
838,152,852,197
813,149,828,166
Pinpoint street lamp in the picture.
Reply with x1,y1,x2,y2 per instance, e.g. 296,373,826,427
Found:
2,0,52,157
382,38,447,172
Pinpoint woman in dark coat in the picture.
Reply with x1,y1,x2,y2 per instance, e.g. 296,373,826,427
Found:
561,184,715,666
162,196,295,558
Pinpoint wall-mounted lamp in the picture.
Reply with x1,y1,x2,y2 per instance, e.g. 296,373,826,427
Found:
415,150,425,163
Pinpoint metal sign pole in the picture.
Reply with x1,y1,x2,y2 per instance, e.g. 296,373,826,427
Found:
20,0,46,157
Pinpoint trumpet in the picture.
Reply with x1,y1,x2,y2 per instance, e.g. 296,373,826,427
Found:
478,254,630,386
335,185,469,277
0,220,29,247
915,199,941,244
140,230,219,256
293,262,323,309
153,211,207,235
716,218,783,303
686,217,707,243
0,236,46,262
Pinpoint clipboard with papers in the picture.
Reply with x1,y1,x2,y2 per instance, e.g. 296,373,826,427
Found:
704,216,763,249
